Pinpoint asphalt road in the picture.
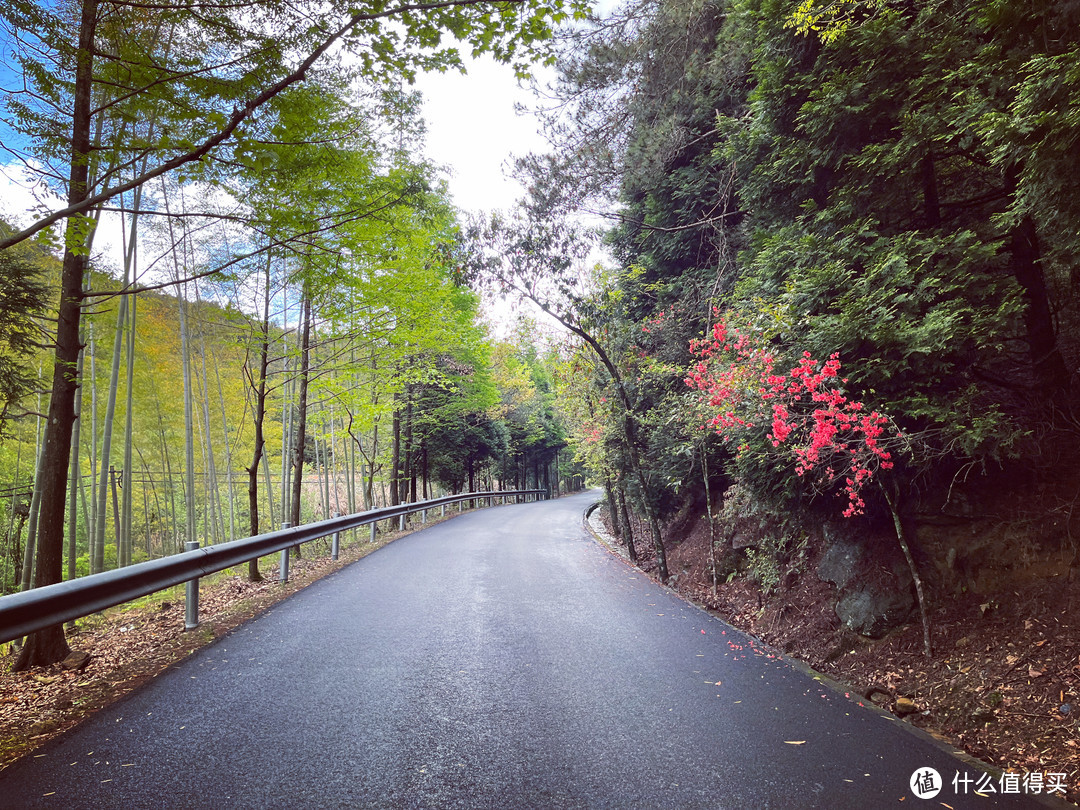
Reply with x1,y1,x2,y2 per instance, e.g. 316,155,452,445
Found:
0,491,1070,809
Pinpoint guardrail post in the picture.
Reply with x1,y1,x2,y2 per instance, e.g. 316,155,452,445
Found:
279,522,291,583
184,541,200,630
421,508,426,524
370,522,377,543
399,513,405,531
441,504,446,518
331,512,340,561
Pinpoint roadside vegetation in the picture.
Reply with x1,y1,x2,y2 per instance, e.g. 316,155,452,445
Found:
522,0,1080,798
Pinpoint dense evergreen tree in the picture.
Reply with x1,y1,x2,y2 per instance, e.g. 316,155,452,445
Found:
0,223,53,430
531,0,1078,600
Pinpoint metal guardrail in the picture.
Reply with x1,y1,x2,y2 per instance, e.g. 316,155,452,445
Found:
0,489,544,645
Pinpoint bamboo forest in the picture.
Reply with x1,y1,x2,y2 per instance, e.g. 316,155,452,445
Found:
0,0,595,671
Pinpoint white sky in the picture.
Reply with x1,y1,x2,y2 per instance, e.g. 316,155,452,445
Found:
414,54,552,217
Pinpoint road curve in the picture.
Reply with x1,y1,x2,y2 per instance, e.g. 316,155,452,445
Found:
0,491,1066,809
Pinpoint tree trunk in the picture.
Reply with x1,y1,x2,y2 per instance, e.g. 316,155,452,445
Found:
93,291,128,572
617,483,637,563
261,452,275,528
365,422,377,510
14,0,99,669
390,398,401,507
195,311,223,546
175,254,197,553
420,441,428,501
603,475,622,537
1008,212,1069,394
321,434,332,517
701,449,718,596
329,410,341,516
67,346,84,585
120,292,137,566
109,466,121,563
280,354,292,524
406,399,416,503
151,392,175,553
280,280,292,525
245,263,271,581
211,333,236,543
19,440,44,592
86,309,98,567
290,295,311,542
117,182,145,568
313,433,325,517
882,483,932,658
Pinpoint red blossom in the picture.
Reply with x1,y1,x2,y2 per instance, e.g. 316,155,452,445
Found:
687,318,900,516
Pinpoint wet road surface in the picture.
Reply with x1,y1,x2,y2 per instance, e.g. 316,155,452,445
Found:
0,491,1067,808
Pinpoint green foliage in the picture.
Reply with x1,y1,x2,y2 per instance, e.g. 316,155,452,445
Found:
735,222,1025,462
529,0,1079,531
718,482,809,594
0,222,53,429
73,543,148,579
0,0,592,251
785,0,887,44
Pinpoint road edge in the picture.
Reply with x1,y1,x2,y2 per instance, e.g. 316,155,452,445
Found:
580,497,1077,810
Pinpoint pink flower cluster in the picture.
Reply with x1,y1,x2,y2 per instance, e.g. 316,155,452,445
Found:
686,319,897,516
581,422,604,446
641,307,677,335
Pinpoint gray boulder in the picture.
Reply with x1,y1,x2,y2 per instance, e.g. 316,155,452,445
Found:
816,530,862,590
835,582,915,638
818,526,916,638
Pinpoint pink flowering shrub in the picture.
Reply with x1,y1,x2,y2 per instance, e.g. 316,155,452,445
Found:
686,316,902,516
